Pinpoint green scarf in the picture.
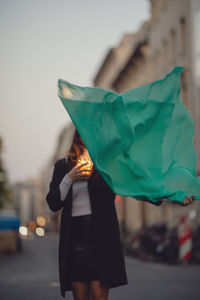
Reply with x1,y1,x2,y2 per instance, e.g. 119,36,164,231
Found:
58,66,200,205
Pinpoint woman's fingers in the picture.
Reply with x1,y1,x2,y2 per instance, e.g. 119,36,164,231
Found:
80,168,90,173
68,162,91,181
72,167,90,180
183,195,195,205
75,173,89,180
74,168,89,175
183,199,189,205
76,162,88,169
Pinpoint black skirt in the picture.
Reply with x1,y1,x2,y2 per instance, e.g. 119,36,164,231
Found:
69,214,101,281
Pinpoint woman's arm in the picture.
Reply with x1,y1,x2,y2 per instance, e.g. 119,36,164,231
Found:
46,160,68,212
46,160,90,212
162,195,195,206
59,173,73,201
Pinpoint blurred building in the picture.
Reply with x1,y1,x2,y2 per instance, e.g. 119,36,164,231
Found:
93,0,200,234
112,21,151,92
191,0,200,174
13,178,42,225
94,33,136,90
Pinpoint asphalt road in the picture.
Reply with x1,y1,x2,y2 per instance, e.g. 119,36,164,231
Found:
0,235,200,300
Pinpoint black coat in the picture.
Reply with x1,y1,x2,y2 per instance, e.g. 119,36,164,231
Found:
46,157,128,298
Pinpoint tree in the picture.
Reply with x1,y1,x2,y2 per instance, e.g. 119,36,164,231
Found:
0,137,13,209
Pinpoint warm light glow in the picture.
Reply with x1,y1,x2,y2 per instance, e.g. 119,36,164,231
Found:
19,226,28,236
28,220,37,230
35,227,45,237
36,216,46,227
76,149,93,175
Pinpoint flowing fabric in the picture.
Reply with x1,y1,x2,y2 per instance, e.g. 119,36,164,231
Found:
58,66,200,205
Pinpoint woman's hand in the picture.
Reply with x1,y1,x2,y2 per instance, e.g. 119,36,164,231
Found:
182,195,195,206
67,163,90,181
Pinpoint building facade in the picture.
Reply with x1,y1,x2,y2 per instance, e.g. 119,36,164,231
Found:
13,179,42,226
93,0,200,234
191,0,200,174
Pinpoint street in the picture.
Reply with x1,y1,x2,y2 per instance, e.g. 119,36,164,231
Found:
0,235,200,300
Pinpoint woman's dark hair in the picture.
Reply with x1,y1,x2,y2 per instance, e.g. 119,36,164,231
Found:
67,129,85,162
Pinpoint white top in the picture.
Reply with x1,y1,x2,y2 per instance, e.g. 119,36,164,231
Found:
59,173,92,216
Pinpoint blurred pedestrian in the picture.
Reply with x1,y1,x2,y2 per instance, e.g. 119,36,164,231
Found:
46,129,128,300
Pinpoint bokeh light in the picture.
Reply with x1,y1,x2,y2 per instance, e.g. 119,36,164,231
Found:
28,220,37,230
35,227,45,237
36,216,46,227
19,226,28,236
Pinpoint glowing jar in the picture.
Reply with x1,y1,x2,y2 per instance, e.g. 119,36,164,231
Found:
76,149,93,176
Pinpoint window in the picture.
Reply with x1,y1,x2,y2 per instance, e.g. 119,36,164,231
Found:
180,18,186,54
162,0,168,11
162,40,168,71
170,29,176,63
151,0,161,25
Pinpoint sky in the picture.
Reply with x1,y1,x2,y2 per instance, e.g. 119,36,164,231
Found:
0,0,150,183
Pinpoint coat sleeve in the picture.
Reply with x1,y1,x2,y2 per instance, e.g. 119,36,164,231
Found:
46,160,66,212
59,173,73,201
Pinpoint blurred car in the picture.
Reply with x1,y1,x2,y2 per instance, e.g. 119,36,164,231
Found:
0,212,21,254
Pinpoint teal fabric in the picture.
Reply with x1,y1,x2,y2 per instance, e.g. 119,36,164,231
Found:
58,66,200,205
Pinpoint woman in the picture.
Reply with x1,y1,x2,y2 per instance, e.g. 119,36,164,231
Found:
46,129,194,300
46,129,128,299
